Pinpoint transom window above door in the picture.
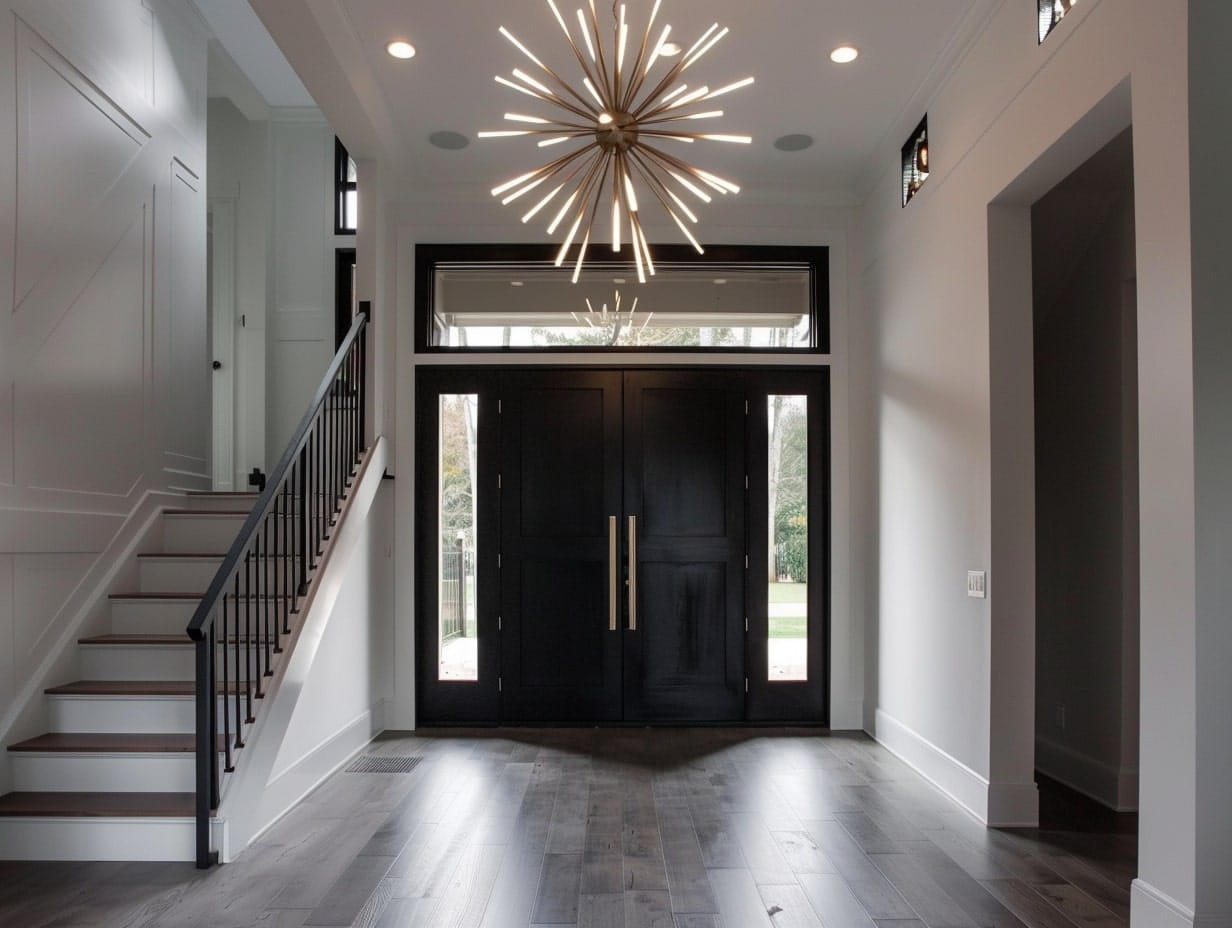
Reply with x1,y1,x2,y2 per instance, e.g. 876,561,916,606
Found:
416,244,828,353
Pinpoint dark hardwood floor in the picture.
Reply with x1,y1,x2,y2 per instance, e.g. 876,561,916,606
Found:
0,730,1137,928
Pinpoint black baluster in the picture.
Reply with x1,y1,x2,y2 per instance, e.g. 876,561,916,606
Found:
222,593,232,772
233,572,244,747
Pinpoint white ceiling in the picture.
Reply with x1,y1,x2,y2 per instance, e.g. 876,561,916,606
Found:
208,0,998,207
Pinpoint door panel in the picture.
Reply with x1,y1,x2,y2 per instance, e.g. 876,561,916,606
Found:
498,370,623,721
624,371,746,722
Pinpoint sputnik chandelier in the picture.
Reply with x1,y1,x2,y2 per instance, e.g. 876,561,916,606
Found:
572,290,652,339
479,0,754,283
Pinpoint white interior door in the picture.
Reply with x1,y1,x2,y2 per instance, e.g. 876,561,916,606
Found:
209,199,237,491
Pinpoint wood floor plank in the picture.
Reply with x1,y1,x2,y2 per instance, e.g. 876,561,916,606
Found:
577,892,625,928
531,853,583,925
760,883,825,928
303,853,394,926
1029,884,1123,928
625,889,675,928
797,872,879,928
657,802,717,914
903,840,1029,928
709,868,775,928
979,879,1085,928
869,852,976,928
772,830,837,875
803,820,918,919
583,831,626,895
730,812,797,885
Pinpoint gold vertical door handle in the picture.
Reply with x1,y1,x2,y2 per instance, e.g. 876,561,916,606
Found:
608,516,617,631
627,515,637,631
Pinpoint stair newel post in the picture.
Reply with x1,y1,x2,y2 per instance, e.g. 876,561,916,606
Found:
193,619,216,868
297,447,309,598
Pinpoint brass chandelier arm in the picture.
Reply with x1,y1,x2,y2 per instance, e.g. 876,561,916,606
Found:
585,0,617,108
638,141,738,193
619,0,661,112
627,150,705,253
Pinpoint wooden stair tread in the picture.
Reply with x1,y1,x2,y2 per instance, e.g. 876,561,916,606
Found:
137,553,225,560
78,634,191,646
162,509,252,517
109,592,203,600
186,491,257,498
10,733,198,753
0,791,207,818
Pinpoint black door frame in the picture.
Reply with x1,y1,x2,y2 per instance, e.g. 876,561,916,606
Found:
415,365,830,725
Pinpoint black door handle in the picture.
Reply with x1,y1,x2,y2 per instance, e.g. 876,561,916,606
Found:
212,360,222,370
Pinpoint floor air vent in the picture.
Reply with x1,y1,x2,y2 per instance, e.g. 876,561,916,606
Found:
346,755,423,773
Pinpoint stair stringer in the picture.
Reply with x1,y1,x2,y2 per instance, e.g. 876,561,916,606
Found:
214,437,388,862
0,490,179,796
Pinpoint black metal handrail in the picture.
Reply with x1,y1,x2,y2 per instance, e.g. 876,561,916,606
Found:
188,311,368,868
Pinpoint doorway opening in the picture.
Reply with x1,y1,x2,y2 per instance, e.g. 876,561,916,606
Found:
1031,129,1139,836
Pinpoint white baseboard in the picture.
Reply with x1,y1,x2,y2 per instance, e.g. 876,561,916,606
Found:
1036,735,1139,811
1132,880,1196,928
872,708,992,823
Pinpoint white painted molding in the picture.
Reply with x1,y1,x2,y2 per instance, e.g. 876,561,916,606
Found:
871,708,990,823
986,781,1039,828
215,437,387,858
1036,735,1139,812
0,489,183,793
1132,880,1196,928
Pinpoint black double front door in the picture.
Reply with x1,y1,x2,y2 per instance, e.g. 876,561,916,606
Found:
416,366,828,726
499,370,745,722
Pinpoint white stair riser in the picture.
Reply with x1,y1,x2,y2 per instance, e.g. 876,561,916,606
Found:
48,695,242,734
183,494,257,512
139,558,300,594
0,817,222,862
110,599,199,634
79,644,267,681
80,645,194,680
11,753,197,792
161,514,249,553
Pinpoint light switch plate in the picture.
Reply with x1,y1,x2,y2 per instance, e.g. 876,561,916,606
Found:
967,570,987,599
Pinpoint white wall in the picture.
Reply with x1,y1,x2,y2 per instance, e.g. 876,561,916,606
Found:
855,0,1212,925
1032,138,1138,811
387,195,861,734
1187,3,1232,921
0,0,209,729
266,111,336,461
207,96,270,488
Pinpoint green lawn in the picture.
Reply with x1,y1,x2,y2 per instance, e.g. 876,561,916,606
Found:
769,616,807,639
769,582,807,604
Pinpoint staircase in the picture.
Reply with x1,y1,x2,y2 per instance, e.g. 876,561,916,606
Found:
0,492,263,862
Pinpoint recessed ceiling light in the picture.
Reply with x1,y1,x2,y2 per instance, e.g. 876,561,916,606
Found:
713,278,727,285
774,133,814,152
429,130,470,150
387,40,416,59
660,41,682,57
613,278,627,284
510,280,524,287
830,45,859,64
